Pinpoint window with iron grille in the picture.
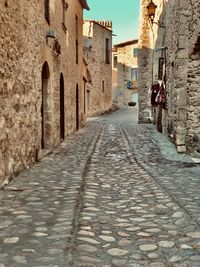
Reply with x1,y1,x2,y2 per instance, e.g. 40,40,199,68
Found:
44,0,50,24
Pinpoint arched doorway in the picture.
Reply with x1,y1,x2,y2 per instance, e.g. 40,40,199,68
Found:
76,84,79,130
60,73,65,140
41,62,51,149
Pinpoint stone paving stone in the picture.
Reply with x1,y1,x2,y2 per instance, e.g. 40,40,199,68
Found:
0,108,200,267
0,122,103,266
107,248,129,256
71,109,200,266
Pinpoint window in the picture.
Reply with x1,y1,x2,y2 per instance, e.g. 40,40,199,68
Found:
76,15,78,38
102,80,105,92
113,55,118,68
44,0,50,24
133,48,138,58
87,90,90,111
76,16,78,64
76,40,78,64
131,68,138,81
62,0,68,32
105,38,110,64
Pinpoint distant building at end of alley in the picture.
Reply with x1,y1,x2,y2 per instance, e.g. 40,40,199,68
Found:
83,20,113,116
112,40,139,106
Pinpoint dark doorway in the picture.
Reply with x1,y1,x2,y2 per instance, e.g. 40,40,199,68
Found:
76,84,79,130
41,62,51,149
60,73,65,140
83,78,87,114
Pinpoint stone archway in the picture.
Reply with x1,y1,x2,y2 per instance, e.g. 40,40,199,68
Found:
60,73,65,140
41,62,52,149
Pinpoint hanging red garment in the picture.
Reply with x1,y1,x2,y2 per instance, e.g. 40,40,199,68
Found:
159,83,167,109
150,83,160,107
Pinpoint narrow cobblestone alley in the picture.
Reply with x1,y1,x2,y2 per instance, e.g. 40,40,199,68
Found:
0,108,200,267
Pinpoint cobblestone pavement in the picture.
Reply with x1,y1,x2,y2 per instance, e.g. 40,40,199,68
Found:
0,107,200,267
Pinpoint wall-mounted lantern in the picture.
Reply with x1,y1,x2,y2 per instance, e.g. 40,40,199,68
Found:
147,0,157,23
147,0,165,28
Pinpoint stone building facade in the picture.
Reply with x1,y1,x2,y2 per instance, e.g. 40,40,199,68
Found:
138,0,200,155
0,0,89,186
112,40,139,106
83,21,113,116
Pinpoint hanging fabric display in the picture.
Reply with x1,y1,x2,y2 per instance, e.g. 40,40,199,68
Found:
150,81,167,109
150,82,160,107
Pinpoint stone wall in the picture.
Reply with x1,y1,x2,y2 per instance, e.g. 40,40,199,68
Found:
83,21,113,116
139,0,200,155
155,0,191,153
0,0,87,186
186,0,200,154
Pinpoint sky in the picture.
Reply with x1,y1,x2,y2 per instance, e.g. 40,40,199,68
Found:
84,0,140,45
